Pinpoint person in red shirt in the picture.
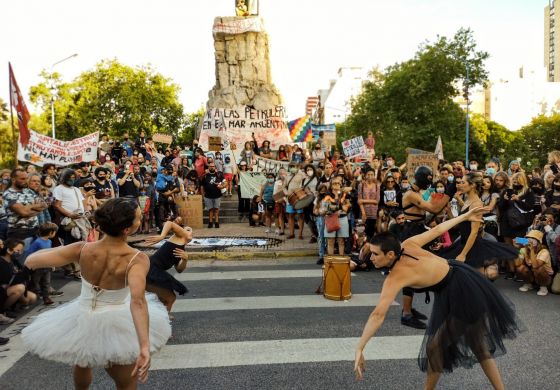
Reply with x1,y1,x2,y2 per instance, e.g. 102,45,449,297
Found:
193,148,208,178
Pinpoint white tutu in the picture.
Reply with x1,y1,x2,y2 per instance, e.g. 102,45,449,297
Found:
22,279,171,368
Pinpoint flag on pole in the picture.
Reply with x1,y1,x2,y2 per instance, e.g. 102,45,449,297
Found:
8,63,31,146
434,135,444,160
287,115,312,142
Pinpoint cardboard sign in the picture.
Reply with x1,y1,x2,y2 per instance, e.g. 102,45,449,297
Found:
153,133,173,144
406,152,439,181
18,129,99,167
209,136,222,151
175,195,203,229
342,136,367,158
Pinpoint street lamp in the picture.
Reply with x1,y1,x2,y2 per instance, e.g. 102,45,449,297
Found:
50,53,78,139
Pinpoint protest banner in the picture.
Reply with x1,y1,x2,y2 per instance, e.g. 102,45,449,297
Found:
212,16,265,34
254,155,290,175
342,136,367,158
175,195,203,229
406,152,439,181
208,136,222,151
199,106,291,151
239,171,267,199
311,124,336,147
18,130,99,167
152,133,173,144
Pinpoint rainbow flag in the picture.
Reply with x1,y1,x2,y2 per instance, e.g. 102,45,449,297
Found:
288,115,312,142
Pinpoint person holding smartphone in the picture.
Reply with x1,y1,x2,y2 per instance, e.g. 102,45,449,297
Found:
117,161,142,200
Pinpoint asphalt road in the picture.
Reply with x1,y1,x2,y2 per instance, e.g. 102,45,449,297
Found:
1,258,559,389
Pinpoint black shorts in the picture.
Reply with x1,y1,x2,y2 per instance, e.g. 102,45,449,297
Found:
265,202,275,211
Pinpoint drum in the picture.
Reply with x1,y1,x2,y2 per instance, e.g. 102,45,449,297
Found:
323,256,352,301
273,189,287,202
288,188,314,209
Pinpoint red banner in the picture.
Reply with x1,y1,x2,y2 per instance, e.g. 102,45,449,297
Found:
9,63,31,146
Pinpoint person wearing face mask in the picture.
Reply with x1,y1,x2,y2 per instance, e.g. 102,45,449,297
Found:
0,239,37,313
291,147,304,164
273,168,288,235
528,177,546,216
260,172,276,232
53,169,87,248
93,167,115,204
468,160,479,172
358,169,380,238
516,230,553,296
400,177,410,192
284,163,307,239
3,169,47,245
544,174,560,210
201,162,226,228
498,172,535,255
385,156,396,169
312,143,326,166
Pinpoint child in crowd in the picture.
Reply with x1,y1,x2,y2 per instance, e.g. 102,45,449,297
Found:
138,189,151,234
24,223,62,305
249,195,265,227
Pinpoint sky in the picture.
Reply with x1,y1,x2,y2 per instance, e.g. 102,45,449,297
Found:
0,0,545,119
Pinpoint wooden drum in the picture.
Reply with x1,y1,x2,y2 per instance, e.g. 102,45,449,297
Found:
288,188,314,209
323,256,352,301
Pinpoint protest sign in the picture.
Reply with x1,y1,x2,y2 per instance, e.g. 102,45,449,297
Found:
208,136,222,151
312,124,336,147
254,155,290,175
342,136,367,158
175,195,203,229
18,130,99,167
212,16,265,34
199,106,291,151
239,171,267,199
153,133,173,144
406,152,439,181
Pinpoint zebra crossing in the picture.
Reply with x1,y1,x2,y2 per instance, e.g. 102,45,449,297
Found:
0,258,537,389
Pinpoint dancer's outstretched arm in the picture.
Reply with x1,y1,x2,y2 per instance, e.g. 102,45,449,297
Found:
404,206,484,249
25,241,83,270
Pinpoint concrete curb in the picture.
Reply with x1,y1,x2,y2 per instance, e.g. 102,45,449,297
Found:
186,250,317,260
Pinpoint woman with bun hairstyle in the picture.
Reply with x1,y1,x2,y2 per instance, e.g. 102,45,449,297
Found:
144,217,192,314
22,198,171,388
440,172,518,278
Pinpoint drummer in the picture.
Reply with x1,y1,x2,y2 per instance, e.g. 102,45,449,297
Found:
284,163,317,240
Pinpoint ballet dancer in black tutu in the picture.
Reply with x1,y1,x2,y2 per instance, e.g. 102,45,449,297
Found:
354,206,522,390
439,172,518,278
144,216,192,314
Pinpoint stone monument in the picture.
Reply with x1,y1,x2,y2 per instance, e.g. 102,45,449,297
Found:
199,12,290,151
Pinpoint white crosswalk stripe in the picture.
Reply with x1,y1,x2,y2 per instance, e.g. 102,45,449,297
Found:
174,269,354,281
171,293,394,312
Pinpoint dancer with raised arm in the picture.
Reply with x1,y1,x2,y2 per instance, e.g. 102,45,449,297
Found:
354,206,522,390
22,198,171,389
144,216,192,314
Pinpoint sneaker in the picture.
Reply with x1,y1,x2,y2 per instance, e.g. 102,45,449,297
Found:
537,286,548,296
0,337,9,346
519,283,533,292
316,258,324,265
0,313,15,325
43,298,55,306
401,315,426,330
214,223,220,228
265,229,271,233
278,231,285,236
504,273,514,280
411,308,428,320
309,236,317,244
49,291,64,297
208,222,214,228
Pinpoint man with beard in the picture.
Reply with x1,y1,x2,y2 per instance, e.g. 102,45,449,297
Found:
2,169,47,245
398,166,449,329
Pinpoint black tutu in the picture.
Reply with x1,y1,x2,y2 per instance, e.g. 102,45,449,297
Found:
440,237,518,268
146,264,188,295
418,260,523,373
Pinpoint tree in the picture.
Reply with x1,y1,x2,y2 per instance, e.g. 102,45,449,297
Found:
0,97,17,168
343,28,489,162
519,114,560,167
29,59,185,141
175,108,205,147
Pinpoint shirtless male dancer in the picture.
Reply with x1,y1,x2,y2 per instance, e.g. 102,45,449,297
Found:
399,166,449,329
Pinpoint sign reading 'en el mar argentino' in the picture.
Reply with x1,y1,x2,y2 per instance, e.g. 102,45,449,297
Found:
342,136,367,158
199,106,291,151
18,129,99,167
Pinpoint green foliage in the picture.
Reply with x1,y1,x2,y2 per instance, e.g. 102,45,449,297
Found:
344,28,489,162
519,114,560,167
0,97,16,168
175,108,205,147
29,59,185,141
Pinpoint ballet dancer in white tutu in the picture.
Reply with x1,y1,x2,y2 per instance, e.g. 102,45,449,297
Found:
23,198,171,389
